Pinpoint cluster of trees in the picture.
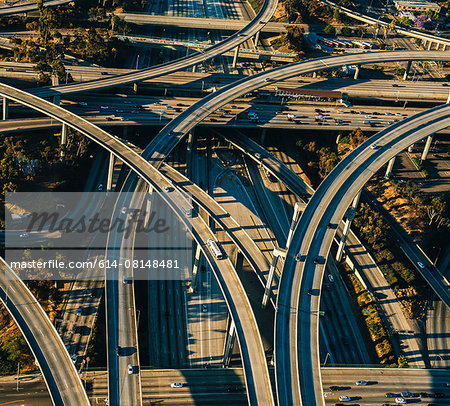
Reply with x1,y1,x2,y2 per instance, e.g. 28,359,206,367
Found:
339,128,368,150
8,0,129,83
295,139,339,181
345,268,396,365
354,201,428,318
282,0,332,23
285,26,307,52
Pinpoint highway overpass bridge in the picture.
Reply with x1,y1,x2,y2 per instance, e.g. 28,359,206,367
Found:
0,82,275,406
115,13,291,34
277,104,450,406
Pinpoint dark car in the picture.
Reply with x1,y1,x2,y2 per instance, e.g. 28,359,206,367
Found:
329,386,340,391
386,393,399,398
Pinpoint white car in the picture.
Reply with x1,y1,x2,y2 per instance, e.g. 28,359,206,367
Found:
328,274,334,283
78,101,87,106
339,395,351,401
97,184,103,191
255,153,261,159
395,398,406,404
202,305,208,312
163,186,170,192
128,364,134,374
171,382,184,388
370,144,378,149
100,105,109,109
356,380,367,385
417,262,425,269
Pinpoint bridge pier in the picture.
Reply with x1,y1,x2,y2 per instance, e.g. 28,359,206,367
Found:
408,144,414,153
60,123,67,160
232,45,240,69
133,83,138,94
107,152,116,192
2,96,8,120
443,44,447,52
286,202,306,248
420,135,433,162
260,128,267,145
222,318,236,367
52,74,60,105
353,64,361,80
428,41,433,51
336,190,361,262
253,31,260,49
403,61,412,80
261,247,286,309
384,156,396,178
190,243,202,293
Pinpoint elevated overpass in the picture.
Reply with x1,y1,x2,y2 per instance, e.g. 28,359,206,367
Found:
115,13,291,33
118,50,449,406
0,82,274,406
277,104,450,406
0,259,90,406
28,0,279,97
319,0,450,50
0,0,71,16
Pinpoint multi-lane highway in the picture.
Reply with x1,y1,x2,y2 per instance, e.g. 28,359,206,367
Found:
277,104,450,406
28,0,278,97
0,0,72,15
0,82,274,406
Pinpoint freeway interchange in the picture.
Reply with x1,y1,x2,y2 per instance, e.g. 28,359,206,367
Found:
0,0,450,405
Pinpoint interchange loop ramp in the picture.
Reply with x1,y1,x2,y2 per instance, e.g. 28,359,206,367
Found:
277,104,450,406
0,258,90,406
29,0,279,98
0,82,274,406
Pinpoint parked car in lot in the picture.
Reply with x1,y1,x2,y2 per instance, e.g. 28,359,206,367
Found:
395,398,406,404
171,382,184,388
338,395,351,401
356,380,367,385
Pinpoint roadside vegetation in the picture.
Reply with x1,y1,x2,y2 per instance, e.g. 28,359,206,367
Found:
0,0,129,84
339,263,397,365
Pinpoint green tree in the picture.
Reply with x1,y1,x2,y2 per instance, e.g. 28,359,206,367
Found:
324,25,336,36
333,7,340,22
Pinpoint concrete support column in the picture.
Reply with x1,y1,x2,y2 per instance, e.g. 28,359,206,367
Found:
312,71,317,78
408,144,414,153
403,61,411,81
353,64,361,80
52,74,60,105
223,318,236,367
107,152,115,192
261,255,279,309
192,65,196,73
336,189,361,262
420,135,433,162
447,90,450,104
133,83,138,94
428,41,433,50
385,156,396,179
232,45,240,69
253,31,260,49
190,243,202,293
2,96,8,120
443,44,447,52
422,39,427,48
60,123,67,160
286,202,306,249
260,128,267,145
